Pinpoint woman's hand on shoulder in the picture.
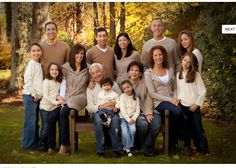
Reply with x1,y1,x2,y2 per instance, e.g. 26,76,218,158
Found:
88,80,95,90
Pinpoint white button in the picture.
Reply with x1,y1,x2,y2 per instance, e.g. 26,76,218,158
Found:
222,25,236,34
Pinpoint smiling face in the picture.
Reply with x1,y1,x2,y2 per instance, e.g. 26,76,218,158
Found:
181,33,191,50
30,45,42,62
118,35,129,49
45,23,57,41
153,49,164,66
151,19,164,38
121,82,133,96
49,64,59,79
182,55,191,70
75,50,84,64
95,31,108,48
90,65,104,83
128,65,141,81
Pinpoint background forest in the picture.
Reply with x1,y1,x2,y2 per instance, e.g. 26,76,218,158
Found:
0,2,235,121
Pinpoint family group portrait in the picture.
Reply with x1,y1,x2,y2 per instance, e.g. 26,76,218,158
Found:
0,1,235,165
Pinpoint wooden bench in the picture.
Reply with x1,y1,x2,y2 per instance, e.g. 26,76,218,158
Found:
69,109,170,155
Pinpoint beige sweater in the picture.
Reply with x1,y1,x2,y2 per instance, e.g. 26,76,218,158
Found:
61,62,90,112
86,46,116,80
144,68,176,108
119,93,140,122
40,41,70,75
176,72,206,107
40,79,61,111
132,77,154,115
23,59,43,99
86,81,121,115
115,50,141,86
141,37,180,73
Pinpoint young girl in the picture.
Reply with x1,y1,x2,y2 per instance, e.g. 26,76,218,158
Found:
176,52,210,157
178,30,203,73
39,63,64,154
119,80,140,157
22,43,43,149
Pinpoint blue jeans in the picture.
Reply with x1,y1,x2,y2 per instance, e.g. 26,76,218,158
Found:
39,109,50,148
135,112,162,154
181,104,209,154
120,118,136,150
156,101,184,149
99,109,115,117
47,107,60,149
22,94,40,149
92,110,122,153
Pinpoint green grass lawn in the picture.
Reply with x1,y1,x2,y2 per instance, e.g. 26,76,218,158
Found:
0,105,235,163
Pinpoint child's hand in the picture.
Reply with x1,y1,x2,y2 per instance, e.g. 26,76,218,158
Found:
189,104,198,112
129,119,135,125
58,99,64,107
56,95,64,101
112,107,119,113
146,114,153,123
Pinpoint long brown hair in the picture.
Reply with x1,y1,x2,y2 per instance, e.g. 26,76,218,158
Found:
69,44,87,71
45,62,63,83
178,30,194,56
121,80,136,101
149,45,169,69
178,52,198,83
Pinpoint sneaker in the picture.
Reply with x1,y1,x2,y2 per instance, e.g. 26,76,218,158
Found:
100,122,110,127
127,152,133,157
99,113,108,122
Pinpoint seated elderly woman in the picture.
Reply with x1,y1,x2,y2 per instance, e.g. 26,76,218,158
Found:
86,63,122,158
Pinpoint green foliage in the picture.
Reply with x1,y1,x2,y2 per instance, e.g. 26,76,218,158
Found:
0,105,236,163
194,3,236,121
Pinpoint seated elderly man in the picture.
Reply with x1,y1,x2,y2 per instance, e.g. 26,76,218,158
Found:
86,63,122,158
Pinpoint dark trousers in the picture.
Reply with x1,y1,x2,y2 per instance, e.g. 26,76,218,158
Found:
48,107,60,149
59,105,71,146
181,104,209,154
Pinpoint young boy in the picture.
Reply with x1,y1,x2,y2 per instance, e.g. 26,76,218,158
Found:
97,77,119,127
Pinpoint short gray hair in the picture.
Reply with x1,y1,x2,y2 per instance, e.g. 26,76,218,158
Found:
89,63,104,75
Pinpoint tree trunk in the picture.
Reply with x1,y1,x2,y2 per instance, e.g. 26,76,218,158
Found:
93,2,99,45
120,2,125,33
109,2,116,43
102,2,106,28
8,2,33,92
31,2,51,43
4,2,12,40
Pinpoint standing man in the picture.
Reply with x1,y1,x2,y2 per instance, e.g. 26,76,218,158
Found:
40,21,70,75
141,18,180,73
87,27,116,80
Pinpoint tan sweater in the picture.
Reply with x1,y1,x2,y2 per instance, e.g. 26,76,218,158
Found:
40,41,70,75
176,72,206,107
40,79,61,111
115,50,141,86
144,68,176,108
119,93,140,122
141,37,180,73
86,46,116,80
23,59,43,99
61,62,90,112
132,78,153,115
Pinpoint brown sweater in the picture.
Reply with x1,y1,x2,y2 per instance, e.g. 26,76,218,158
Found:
40,41,70,75
86,46,116,80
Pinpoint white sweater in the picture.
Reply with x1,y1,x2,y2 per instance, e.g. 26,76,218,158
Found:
193,48,203,73
119,93,140,122
40,79,61,111
97,90,119,108
23,59,43,99
176,72,206,107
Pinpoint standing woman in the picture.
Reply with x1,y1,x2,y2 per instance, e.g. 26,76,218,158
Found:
178,30,203,73
58,44,90,155
114,32,141,86
127,61,161,156
144,45,183,153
